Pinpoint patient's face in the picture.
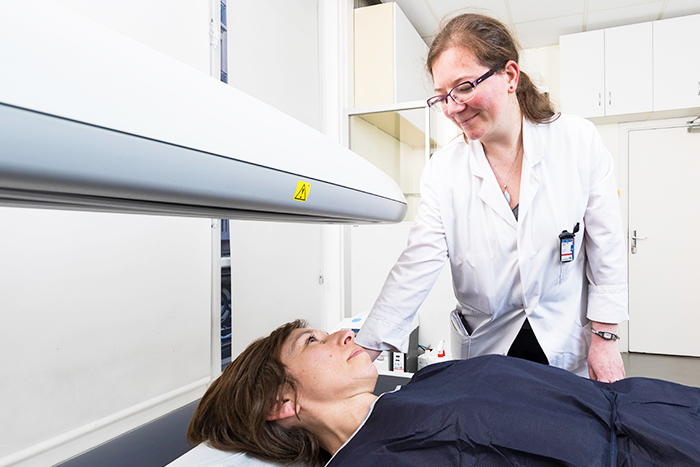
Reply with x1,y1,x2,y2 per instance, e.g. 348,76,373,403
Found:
281,328,378,402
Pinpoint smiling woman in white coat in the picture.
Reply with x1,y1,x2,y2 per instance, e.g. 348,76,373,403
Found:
355,13,628,382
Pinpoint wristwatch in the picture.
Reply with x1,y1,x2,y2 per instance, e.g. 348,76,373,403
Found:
591,329,620,340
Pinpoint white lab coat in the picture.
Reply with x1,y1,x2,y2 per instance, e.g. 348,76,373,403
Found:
355,115,629,376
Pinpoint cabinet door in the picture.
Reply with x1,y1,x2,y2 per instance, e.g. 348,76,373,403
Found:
559,30,605,118
354,4,394,107
604,22,653,116
654,14,700,112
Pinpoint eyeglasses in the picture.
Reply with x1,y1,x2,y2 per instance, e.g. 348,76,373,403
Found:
427,68,498,111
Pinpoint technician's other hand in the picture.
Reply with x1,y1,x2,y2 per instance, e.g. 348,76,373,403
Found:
363,347,382,362
587,338,625,383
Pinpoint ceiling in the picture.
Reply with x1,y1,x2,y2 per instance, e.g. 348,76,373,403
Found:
391,0,700,49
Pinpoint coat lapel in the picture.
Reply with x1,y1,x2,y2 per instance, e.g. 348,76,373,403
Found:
471,140,518,229
518,119,544,223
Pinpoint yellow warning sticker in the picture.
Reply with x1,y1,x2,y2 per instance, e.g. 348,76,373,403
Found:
294,181,310,202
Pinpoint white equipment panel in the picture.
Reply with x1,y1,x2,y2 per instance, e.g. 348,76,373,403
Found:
0,0,407,224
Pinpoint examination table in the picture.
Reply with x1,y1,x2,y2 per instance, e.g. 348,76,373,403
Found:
55,374,410,467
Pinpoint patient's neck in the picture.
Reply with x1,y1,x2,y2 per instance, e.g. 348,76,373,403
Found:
305,392,378,455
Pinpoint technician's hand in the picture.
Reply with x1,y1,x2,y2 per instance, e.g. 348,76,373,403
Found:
362,347,382,362
587,335,625,383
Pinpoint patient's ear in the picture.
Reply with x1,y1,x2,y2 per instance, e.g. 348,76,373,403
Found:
266,399,297,421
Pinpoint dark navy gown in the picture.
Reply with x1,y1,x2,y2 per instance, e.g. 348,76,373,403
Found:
327,355,700,467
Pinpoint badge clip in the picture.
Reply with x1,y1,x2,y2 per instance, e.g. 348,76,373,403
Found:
558,222,580,263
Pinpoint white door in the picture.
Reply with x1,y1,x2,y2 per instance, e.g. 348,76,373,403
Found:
628,123,700,356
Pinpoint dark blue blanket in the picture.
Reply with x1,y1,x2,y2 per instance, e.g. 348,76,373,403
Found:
328,355,700,467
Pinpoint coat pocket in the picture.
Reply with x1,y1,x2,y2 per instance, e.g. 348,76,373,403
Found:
450,309,472,359
558,249,585,285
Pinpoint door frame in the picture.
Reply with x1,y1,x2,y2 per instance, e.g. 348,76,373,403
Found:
618,115,699,353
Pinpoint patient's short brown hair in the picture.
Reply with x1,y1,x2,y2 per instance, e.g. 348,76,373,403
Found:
187,320,328,466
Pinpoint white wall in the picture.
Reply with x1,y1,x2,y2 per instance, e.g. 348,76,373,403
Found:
0,209,212,467
228,222,324,357
0,2,214,466
228,1,321,131
225,1,347,349
350,223,455,351
520,45,560,112
47,0,210,75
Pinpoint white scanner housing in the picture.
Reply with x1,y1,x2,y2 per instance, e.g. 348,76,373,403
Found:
0,1,407,223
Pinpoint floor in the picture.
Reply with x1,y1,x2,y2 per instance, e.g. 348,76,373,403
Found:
623,352,700,388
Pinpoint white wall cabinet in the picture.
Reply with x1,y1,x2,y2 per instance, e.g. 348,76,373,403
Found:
560,22,652,120
653,14,700,113
354,2,430,107
605,23,652,116
559,30,605,118
561,14,700,121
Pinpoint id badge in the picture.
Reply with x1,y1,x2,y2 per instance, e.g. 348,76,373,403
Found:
560,235,574,262
558,223,580,263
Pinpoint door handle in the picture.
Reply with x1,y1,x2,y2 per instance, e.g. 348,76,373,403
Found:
631,230,647,254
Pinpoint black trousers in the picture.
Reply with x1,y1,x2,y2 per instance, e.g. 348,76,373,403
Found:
507,319,549,365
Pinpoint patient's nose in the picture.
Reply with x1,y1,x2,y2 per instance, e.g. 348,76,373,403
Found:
336,329,355,346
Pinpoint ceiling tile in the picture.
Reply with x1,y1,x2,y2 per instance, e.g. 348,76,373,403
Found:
587,0,661,12
508,0,584,24
513,14,584,49
394,0,441,38
586,2,664,30
660,0,700,19
427,0,510,25
396,0,700,51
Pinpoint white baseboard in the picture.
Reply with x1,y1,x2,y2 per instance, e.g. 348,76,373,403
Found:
1,377,210,467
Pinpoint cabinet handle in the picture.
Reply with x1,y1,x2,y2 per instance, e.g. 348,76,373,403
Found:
608,91,612,106
599,93,602,106
697,81,699,96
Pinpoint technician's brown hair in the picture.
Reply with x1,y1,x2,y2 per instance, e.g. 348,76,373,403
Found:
427,13,558,124
187,319,329,466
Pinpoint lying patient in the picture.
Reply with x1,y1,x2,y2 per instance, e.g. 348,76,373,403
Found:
187,320,700,467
